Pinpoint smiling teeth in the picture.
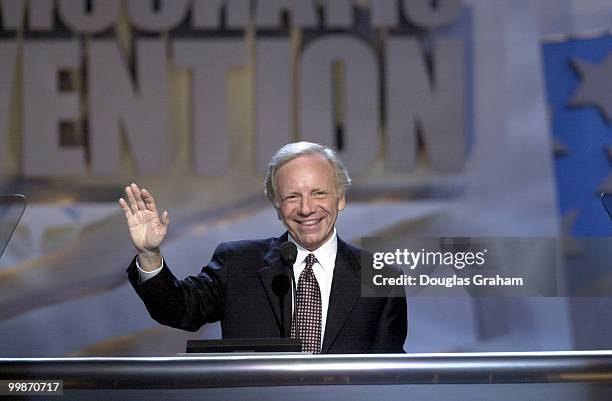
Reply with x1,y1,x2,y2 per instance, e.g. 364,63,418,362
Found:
302,219,320,225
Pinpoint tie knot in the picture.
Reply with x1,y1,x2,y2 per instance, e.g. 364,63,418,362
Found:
305,253,317,269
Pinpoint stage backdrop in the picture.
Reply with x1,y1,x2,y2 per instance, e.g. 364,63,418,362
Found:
1,0,609,356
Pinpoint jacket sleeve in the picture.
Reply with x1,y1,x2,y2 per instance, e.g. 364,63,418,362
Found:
358,248,408,353
126,243,229,332
372,285,408,353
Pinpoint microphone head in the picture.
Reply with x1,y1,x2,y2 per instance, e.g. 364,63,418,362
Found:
272,274,291,297
279,241,298,266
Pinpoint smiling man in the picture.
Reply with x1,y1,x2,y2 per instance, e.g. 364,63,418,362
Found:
270,147,345,251
122,142,407,354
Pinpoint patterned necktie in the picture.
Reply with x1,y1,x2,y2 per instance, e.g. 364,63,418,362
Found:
291,253,322,354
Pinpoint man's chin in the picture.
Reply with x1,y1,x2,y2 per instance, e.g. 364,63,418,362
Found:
297,233,332,251
291,234,316,250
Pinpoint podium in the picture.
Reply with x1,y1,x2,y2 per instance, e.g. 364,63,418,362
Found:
1,351,612,400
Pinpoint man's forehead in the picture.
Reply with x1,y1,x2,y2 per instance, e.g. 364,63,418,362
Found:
276,155,335,188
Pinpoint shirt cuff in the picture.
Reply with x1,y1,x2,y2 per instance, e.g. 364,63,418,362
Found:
136,256,164,283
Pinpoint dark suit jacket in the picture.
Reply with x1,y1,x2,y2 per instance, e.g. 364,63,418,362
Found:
127,233,407,354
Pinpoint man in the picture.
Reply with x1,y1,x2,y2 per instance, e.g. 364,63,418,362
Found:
121,142,407,353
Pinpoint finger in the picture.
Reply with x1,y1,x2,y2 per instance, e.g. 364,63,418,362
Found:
141,188,159,214
161,210,170,226
125,186,139,215
118,198,132,218
130,183,147,211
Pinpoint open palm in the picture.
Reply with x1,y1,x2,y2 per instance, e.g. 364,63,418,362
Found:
119,183,169,253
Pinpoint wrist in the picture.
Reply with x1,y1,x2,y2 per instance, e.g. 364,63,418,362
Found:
137,249,162,272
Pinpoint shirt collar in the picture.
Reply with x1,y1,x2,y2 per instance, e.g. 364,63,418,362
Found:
288,228,337,271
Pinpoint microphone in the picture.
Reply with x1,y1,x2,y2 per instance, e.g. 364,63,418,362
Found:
272,274,291,338
280,241,297,266
272,274,291,298
278,241,298,339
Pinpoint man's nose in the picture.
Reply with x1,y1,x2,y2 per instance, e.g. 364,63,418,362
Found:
298,196,314,215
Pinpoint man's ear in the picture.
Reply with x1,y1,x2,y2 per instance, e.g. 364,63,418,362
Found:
276,206,282,220
338,194,346,211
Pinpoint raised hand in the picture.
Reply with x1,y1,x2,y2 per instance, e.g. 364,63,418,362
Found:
119,183,169,270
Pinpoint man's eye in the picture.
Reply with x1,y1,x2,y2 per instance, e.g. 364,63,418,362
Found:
314,192,327,198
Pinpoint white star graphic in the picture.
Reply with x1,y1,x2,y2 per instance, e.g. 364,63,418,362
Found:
568,53,612,123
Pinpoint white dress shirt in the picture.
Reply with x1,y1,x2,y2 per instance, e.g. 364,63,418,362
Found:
136,257,163,283
288,229,337,347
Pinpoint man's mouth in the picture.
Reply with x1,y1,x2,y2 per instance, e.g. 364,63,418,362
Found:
298,218,323,226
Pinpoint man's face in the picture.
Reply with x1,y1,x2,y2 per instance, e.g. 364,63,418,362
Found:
275,154,345,251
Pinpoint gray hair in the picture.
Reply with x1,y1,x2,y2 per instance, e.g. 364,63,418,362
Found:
264,142,352,206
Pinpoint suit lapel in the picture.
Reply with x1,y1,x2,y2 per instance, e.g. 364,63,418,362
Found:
321,237,361,353
257,233,293,338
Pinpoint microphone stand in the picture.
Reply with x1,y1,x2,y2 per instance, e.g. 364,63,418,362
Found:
279,242,299,340
279,294,286,338
272,273,291,338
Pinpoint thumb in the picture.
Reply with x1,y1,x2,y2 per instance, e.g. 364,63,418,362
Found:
161,210,170,226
